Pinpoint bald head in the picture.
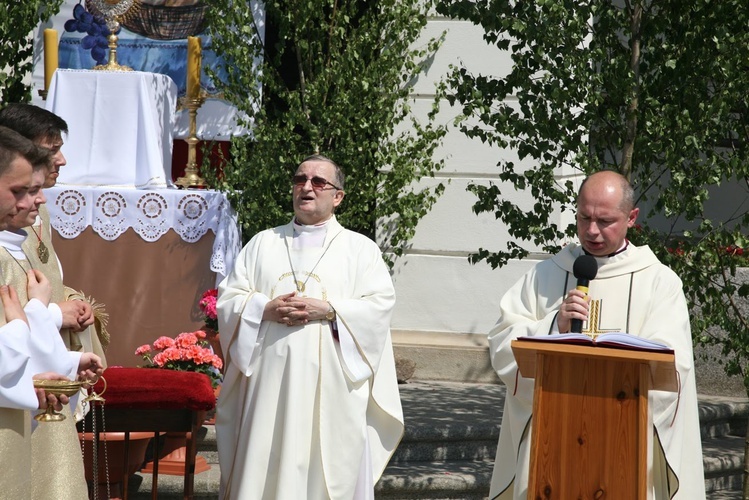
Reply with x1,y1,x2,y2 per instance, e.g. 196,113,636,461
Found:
575,171,639,256
577,171,634,212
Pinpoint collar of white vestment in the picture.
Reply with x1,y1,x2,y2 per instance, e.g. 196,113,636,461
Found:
292,216,332,249
583,239,630,258
0,229,29,254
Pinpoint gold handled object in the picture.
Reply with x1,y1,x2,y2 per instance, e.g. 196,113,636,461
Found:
33,376,107,422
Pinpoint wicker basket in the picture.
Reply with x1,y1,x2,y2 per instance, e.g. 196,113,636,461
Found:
121,2,208,40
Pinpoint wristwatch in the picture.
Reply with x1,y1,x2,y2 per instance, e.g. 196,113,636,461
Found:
325,303,336,322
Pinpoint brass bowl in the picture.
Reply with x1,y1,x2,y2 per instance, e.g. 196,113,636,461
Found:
33,379,85,422
33,379,84,396
33,377,106,422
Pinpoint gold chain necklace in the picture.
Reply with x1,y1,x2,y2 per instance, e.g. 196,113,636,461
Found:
4,247,32,273
285,230,342,293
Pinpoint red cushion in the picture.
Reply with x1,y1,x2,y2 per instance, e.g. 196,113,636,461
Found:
91,367,216,411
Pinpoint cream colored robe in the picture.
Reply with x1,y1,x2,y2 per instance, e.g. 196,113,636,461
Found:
0,217,98,499
216,217,404,500
25,205,109,361
488,243,705,500
0,299,80,498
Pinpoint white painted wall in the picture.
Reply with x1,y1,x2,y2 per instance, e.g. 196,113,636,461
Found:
388,15,549,337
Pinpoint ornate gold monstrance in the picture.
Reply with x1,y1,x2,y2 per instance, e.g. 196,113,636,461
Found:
87,0,140,71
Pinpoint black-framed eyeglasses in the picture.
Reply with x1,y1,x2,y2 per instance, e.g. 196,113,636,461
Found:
292,174,342,191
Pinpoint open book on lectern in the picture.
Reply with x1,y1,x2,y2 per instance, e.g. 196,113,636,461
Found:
517,332,674,354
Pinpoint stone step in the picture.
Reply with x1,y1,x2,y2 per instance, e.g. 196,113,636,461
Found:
699,395,749,438
109,382,747,498
702,434,745,492
124,440,747,499
376,460,493,500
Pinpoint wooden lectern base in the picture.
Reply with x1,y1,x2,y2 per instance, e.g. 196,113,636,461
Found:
530,354,647,498
512,340,677,500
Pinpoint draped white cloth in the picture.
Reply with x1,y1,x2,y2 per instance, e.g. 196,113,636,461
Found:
44,185,241,278
46,69,177,189
488,243,705,500
216,217,403,500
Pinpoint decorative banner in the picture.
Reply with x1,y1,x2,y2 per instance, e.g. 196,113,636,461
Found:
32,0,264,140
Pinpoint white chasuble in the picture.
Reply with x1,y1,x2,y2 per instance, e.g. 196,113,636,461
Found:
487,243,705,500
216,217,404,500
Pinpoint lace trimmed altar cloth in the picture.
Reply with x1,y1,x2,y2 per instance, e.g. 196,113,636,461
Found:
45,186,241,278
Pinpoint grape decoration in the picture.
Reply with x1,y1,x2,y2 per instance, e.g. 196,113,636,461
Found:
64,3,114,65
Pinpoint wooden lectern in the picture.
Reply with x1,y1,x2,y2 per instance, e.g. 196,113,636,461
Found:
511,339,677,499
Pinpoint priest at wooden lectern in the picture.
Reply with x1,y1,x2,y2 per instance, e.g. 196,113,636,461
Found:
488,170,705,499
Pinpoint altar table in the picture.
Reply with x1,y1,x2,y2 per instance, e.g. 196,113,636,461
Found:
46,69,177,188
46,186,241,367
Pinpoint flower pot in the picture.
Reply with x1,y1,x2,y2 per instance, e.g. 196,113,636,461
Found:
79,431,154,499
205,383,221,425
140,432,211,476
203,326,224,373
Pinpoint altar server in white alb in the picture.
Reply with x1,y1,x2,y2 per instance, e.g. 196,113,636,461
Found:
216,154,404,500
488,170,705,499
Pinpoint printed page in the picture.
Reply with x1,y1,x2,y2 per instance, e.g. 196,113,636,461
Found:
517,333,673,353
593,332,673,353
517,333,594,345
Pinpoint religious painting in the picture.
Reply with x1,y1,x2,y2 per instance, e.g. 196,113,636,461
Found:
33,0,260,140
60,0,221,99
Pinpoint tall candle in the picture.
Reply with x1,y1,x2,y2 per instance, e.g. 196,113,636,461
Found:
186,36,202,99
43,29,59,92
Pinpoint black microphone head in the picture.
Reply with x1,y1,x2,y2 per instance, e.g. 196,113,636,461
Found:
573,255,598,281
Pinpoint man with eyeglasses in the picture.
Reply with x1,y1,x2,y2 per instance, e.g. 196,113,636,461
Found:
216,154,404,500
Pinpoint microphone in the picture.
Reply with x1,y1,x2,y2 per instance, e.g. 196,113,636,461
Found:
571,255,598,333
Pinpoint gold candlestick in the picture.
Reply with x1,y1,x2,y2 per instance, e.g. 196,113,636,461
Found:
175,95,207,189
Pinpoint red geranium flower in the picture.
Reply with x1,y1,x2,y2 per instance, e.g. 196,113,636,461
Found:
135,330,223,387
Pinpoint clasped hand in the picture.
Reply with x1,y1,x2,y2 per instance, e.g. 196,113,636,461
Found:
59,300,95,331
263,291,329,326
556,288,590,333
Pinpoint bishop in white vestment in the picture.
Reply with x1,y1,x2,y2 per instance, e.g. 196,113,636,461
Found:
216,156,403,500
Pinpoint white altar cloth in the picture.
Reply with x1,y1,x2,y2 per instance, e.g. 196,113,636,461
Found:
46,69,177,189
45,186,241,278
